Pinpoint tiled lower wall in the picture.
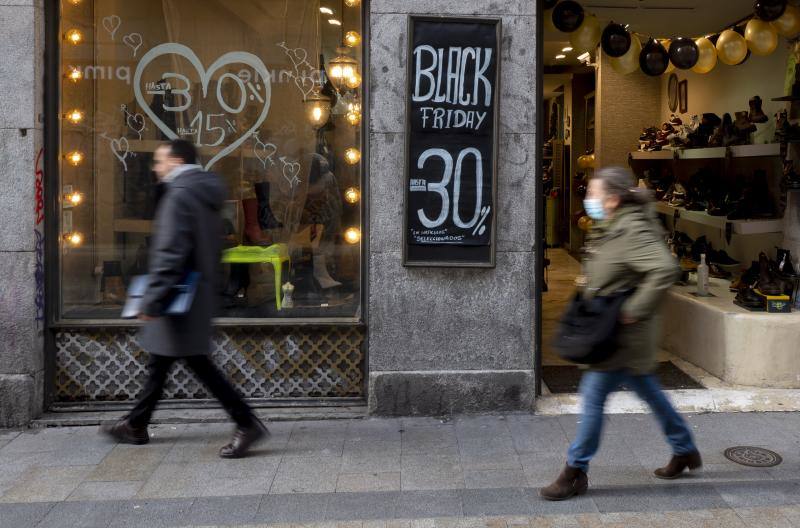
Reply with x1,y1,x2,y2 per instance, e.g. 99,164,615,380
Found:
54,326,365,401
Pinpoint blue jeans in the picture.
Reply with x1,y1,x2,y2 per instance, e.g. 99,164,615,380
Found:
567,370,697,472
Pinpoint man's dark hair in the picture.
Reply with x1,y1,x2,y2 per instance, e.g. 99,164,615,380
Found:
163,139,198,165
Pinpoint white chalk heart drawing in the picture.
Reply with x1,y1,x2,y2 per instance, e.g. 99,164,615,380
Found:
253,138,277,169
123,33,143,57
102,15,121,40
133,43,272,172
126,112,146,137
111,137,130,171
280,157,301,187
294,75,316,100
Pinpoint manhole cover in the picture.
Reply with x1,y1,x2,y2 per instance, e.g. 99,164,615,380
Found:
724,446,783,467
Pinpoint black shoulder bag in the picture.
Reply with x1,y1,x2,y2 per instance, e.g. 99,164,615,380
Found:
552,289,635,364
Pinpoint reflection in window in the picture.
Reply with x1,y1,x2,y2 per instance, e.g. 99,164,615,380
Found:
59,0,363,319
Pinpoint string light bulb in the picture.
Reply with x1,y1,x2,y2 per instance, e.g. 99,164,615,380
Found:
64,29,84,45
304,88,332,129
65,191,84,206
344,187,361,204
344,147,361,165
66,150,84,166
344,227,361,244
344,0,360,6
68,0,82,4
344,31,362,47
346,108,361,126
327,53,358,91
65,109,85,124
345,71,362,90
66,67,83,82
64,231,84,247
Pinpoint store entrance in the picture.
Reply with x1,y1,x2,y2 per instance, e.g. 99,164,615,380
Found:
537,0,800,396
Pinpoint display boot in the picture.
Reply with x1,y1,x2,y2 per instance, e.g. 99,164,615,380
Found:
748,95,768,123
756,252,783,295
736,286,764,308
313,254,342,289
254,182,283,230
734,111,757,135
776,247,797,276
242,198,272,246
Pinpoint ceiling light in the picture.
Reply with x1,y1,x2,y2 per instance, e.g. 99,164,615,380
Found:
561,46,573,52
320,7,333,14
555,54,566,59
577,52,591,62
328,19,342,26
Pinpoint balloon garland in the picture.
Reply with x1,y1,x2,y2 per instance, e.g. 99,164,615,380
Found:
545,0,799,75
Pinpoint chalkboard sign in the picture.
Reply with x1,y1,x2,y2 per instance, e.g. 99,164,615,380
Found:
403,16,501,267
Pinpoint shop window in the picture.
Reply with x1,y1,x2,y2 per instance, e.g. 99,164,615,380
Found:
57,0,363,320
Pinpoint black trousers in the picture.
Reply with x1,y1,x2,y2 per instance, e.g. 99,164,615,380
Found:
127,354,255,429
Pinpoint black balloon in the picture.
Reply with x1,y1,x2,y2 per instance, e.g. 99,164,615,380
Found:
669,37,699,69
601,22,632,57
544,0,558,9
754,0,787,22
639,39,670,76
552,0,584,33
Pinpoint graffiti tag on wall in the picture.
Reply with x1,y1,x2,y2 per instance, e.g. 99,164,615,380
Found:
34,148,45,324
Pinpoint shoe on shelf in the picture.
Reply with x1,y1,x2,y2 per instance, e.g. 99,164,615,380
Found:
736,286,764,308
748,95,768,124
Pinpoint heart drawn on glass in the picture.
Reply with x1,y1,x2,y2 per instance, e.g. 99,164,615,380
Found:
133,43,272,171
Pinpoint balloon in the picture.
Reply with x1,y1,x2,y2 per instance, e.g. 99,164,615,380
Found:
662,39,676,73
609,33,642,75
639,38,670,76
716,29,748,65
692,37,718,74
601,22,631,57
669,37,700,69
552,0,584,33
577,153,596,169
746,18,779,55
772,4,800,36
754,0,787,22
543,0,558,9
569,14,602,53
578,215,593,232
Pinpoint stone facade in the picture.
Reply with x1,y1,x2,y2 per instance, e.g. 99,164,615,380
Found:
0,0,46,427
367,0,539,415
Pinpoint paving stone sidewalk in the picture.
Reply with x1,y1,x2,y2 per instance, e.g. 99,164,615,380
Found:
0,412,799,527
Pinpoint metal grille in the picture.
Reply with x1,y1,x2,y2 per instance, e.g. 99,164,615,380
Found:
54,326,365,401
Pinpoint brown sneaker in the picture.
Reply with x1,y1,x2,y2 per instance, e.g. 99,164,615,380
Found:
539,464,588,501
654,451,702,479
219,418,270,459
100,419,149,445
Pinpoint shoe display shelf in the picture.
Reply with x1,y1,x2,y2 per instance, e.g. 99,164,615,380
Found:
662,277,800,389
653,201,783,235
630,143,781,161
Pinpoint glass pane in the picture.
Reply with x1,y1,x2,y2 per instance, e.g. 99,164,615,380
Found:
59,0,363,319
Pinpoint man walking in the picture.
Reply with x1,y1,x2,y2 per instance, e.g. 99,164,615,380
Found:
102,139,269,459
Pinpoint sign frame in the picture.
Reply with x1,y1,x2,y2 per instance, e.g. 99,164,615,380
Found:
402,15,502,268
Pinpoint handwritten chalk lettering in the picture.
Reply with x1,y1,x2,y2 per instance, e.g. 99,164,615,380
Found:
412,45,493,107
418,107,487,131
415,147,483,230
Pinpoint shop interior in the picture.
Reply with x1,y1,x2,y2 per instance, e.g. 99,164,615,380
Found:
541,0,800,394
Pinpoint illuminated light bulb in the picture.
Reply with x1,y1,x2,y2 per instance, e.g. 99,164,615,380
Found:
344,187,361,204
66,67,83,82
344,0,360,6
326,53,358,91
65,29,83,45
346,109,361,126
66,150,84,166
345,71,362,89
328,19,342,26
64,231,84,246
65,191,84,206
344,147,361,165
320,6,333,14
344,31,362,47
304,88,332,129
68,0,82,4
344,227,361,244
65,109,85,124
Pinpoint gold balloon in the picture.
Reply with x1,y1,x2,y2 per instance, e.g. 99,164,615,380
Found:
578,215,593,232
577,153,596,169
745,19,778,56
609,33,642,75
662,39,676,73
772,5,800,37
569,14,602,54
716,29,748,65
692,37,718,74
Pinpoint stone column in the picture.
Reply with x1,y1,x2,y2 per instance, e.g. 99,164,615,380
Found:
0,1,45,427
367,0,538,415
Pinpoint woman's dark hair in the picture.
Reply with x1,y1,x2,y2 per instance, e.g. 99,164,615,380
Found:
163,139,198,165
593,166,652,206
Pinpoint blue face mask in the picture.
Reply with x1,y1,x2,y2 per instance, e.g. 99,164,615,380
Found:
584,198,606,220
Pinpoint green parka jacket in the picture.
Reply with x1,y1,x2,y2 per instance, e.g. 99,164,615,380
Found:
580,204,680,374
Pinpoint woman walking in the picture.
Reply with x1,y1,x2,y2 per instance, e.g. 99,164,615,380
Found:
540,166,701,501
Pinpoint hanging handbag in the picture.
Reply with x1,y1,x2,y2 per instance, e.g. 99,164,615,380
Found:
552,288,635,364
121,272,201,319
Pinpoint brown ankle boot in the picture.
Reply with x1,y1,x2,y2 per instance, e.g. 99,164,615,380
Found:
100,419,149,445
539,464,588,501
654,451,702,479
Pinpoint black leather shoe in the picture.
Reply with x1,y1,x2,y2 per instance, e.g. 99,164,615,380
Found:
219,418,270,459
101,419,149,445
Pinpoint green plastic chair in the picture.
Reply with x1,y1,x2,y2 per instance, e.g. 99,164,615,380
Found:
221,244,290,310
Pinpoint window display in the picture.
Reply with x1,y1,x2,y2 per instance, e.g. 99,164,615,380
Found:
58,0,363,320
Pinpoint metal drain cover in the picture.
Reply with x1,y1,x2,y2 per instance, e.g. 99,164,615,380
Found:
724,446,783,467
